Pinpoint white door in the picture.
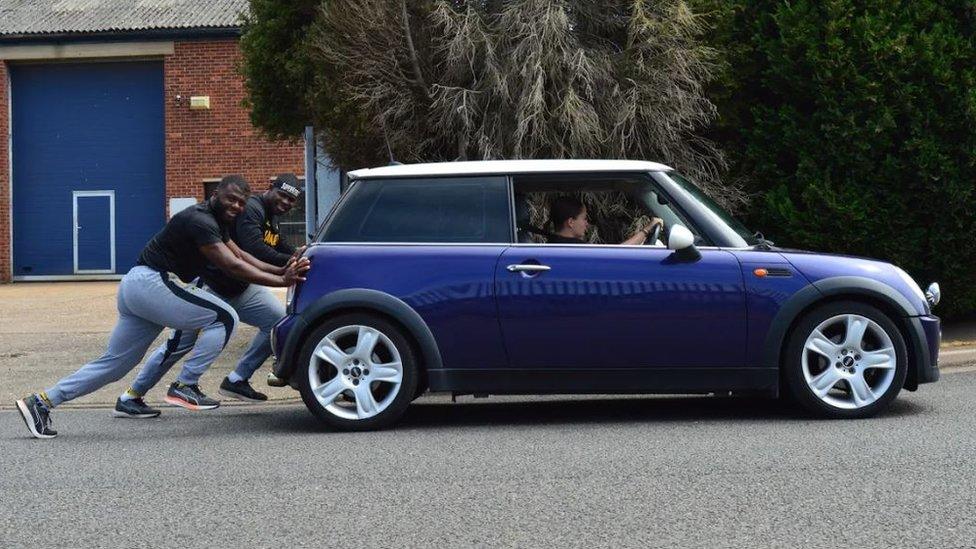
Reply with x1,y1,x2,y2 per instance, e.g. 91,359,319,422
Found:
73,190,116,274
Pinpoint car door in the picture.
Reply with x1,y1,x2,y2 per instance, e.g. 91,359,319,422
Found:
494,243,747,374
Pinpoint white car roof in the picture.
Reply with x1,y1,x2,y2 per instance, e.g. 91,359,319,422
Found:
348,159,673,179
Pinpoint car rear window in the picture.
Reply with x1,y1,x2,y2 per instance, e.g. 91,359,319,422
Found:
320,176,511,243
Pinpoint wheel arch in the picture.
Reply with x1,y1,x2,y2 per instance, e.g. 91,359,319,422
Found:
762,277,928,390
278,289,443,386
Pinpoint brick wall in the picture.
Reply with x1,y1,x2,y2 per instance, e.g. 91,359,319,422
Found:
165,38,304,206
0,61,9,282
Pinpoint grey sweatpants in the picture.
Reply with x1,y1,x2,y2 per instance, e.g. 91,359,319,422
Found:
130,282,284,395
43,265,239,407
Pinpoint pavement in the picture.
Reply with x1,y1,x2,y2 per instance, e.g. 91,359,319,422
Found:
2,372,976,547
1,281,974,409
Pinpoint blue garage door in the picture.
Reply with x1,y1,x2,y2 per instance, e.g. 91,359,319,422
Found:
11,61,164,277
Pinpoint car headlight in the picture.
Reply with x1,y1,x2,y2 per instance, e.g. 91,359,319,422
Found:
893,266,928,310
925,282,941,307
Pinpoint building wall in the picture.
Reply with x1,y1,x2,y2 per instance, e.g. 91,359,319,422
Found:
164,39,304,204
0,38,305,281
1,61,9,281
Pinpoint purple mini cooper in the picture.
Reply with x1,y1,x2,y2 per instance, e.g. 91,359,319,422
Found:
271,160,941,430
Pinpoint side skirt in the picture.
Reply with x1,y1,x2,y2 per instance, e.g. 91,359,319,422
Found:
428,368,779,397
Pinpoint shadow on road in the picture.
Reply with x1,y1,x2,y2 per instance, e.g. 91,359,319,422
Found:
268,393,929,435
2,393,930,442
401,395,925,427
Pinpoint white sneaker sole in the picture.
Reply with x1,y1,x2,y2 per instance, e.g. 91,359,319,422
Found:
218,388,267,403
164,395,219,411
16,399,56,439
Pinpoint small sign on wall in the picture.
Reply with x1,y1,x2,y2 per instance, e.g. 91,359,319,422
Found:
168,198,197,218
189,96,211,110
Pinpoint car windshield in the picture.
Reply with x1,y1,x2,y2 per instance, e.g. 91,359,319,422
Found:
659,171,758,247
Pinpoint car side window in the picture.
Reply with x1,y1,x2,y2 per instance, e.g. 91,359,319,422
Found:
320,176,511,243
511,173,705,246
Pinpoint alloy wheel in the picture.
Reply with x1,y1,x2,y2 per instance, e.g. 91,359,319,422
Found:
801,314,897,410
307,325,404,420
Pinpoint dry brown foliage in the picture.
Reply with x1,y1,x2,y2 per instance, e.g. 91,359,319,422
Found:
310,0,745,209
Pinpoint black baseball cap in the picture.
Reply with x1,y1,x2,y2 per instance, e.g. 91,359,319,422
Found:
272,173,302,198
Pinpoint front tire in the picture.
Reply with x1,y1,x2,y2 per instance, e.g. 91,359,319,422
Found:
297,313,418,431
783,301,908,419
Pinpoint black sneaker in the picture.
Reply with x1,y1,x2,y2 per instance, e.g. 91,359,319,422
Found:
15,394,57,439
112,397,161,419
164,382,220,410
219,377,268,403
266,372,287,387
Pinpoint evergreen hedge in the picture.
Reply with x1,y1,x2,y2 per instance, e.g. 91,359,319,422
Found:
703,0,976,317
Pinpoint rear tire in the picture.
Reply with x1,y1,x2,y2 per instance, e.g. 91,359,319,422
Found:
783,301,907,419
297,313,418,431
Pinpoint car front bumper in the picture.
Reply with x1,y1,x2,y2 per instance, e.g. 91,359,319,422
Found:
909,314,941,387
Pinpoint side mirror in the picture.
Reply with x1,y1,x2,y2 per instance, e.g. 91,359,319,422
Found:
667,225,701,261
667,225,694,250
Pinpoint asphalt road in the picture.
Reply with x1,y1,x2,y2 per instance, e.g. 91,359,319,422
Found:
3,370,976,548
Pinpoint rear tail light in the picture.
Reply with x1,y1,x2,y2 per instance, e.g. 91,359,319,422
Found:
285,284,296,312
270,322,278,358
286,249,311,314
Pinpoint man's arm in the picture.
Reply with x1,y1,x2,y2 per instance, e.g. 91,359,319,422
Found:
226,239,284,275
235,201,293,266
200,242,308,287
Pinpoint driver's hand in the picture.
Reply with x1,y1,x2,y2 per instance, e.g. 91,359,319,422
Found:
642,217,664,235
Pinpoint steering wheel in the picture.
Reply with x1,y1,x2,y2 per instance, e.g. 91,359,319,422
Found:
644,222,663,246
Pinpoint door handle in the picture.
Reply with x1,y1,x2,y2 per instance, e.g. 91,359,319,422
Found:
507,264,551,273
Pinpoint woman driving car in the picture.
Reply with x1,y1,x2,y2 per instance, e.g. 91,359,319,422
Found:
547,196,664,245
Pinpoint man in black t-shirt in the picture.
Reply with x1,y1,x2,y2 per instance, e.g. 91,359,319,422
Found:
126,174,305,405
15,176,310,439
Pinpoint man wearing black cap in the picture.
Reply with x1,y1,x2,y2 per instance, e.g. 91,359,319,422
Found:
226,173,304,389
235,173,303,266
121,174,306,412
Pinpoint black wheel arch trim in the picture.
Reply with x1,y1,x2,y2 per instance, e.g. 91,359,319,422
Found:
761,276,934,388
275,289,443,382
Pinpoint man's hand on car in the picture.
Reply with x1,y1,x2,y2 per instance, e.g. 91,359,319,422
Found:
283,256,311,285
275,246,309,275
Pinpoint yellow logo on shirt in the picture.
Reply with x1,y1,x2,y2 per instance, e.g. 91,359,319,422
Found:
263,229,279,247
